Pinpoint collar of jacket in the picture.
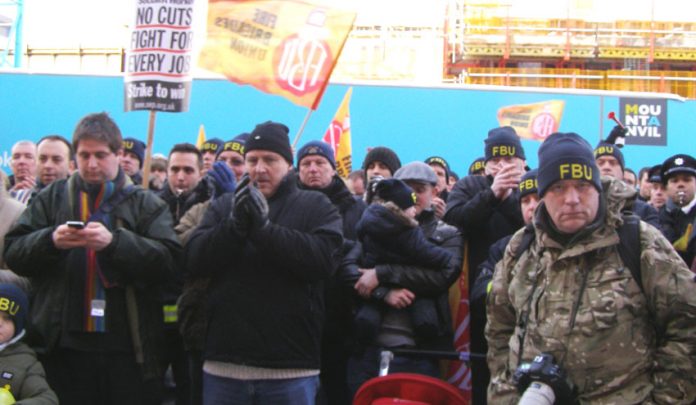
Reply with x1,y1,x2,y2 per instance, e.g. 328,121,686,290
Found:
298,174,354,212
267,171,299,202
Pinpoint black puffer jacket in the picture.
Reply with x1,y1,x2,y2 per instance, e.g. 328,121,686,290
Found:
157,177,214,226
356,203,452,269
444,174,523,286
185,173,343,369
4,174,181,379
299,175,365,241
341,209,463,350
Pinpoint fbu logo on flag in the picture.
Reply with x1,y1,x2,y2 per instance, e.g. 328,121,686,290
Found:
274,10,334,96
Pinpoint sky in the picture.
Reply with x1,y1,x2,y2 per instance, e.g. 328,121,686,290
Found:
2,0,694,51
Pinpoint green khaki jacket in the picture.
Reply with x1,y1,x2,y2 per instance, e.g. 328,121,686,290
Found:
486,178,696,404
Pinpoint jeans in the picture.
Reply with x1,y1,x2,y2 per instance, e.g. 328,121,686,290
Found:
203,372,319,405
346,346,440,400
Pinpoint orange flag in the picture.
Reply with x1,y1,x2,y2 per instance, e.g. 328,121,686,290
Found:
200,0,356,110
497,100,565,141
323,87,352,178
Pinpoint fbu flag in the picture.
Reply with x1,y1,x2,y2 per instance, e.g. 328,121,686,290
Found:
200,0,356,110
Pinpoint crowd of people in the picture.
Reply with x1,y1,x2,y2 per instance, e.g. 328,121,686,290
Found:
0,111,695,405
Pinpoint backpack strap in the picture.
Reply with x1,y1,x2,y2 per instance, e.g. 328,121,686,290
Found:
513,217,644,295
617,214,644,296
513,223,536,261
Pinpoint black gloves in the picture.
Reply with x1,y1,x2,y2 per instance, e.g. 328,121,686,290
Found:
232,174,269,237
606,125,627,147
209,162,237,199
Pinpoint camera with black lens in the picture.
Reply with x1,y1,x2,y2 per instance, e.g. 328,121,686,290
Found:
513,353,576,405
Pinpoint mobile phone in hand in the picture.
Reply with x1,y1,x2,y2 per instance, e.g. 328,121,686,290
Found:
66,221,85,229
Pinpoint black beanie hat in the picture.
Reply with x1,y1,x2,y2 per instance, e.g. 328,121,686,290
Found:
376,178,416,210
648,164,662,183
245,121,293,164
361,147,401,175
468,157,486,175
537,132,601,197
122,137,146,168
593,141,625,171
424,156,450,182
519,168,538,198
484,127,526,162
297,140,336,169
201,138,224,155
0,284,28,338
234,132,250,143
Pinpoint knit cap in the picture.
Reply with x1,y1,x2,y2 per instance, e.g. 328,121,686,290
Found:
375,178,416,210
0,284,28,338
245,121,293,164
537,132,601,197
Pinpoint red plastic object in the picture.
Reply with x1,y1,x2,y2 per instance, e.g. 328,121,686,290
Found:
353,373,468,405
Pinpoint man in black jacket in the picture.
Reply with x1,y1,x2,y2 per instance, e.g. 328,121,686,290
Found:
346,162,462,398
4,112,181,404
185,122,343,405
157,142,236,404
443,126,526,405
296,140,365,405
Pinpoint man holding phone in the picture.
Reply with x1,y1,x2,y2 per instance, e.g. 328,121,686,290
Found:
4,112,181,404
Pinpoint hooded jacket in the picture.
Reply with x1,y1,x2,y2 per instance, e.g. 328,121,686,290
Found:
0,340,58,404
486,178,696,404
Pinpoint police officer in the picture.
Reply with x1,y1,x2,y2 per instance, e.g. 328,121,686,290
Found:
658,154,696,266
487,132,696,403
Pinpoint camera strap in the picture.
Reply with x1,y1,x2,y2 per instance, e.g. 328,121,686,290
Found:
512,213,646,367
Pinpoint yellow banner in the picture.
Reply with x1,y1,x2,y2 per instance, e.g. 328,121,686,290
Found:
323,87,352,178
496,100,565,141
196,124,206,149
200,0,356,110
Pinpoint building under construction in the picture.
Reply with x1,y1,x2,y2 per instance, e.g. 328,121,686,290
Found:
2,0,695,98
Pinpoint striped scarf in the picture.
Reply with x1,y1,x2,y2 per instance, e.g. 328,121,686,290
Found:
68,171,128,332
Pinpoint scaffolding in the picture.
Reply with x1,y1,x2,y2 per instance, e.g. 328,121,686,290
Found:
0,0,22,68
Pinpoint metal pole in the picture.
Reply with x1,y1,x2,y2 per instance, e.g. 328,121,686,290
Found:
292,108,313,149
141,110,157,189
14,0,23,68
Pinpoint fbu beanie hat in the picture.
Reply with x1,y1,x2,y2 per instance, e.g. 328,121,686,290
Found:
485,127,525,162
537,132,601,197
0,284,28,337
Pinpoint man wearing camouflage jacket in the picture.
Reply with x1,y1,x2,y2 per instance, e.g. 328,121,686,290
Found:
486,132,696,404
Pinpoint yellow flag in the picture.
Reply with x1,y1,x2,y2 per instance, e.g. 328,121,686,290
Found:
673,223,693,253
497,100,565,141
196,125,206,149
323,87,352,178
200,0,356,110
